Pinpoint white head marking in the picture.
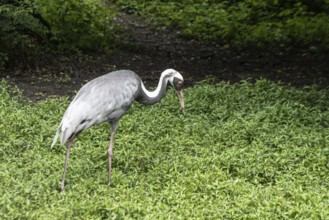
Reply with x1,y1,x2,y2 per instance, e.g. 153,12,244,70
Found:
162,69,184,86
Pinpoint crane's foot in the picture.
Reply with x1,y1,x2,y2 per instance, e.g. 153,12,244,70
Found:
60,181,65,192
108,173,112,186
108,154,112,187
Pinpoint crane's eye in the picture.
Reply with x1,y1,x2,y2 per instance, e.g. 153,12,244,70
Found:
173,77,183,90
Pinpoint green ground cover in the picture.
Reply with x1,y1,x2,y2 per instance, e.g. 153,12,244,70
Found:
1,80,329,219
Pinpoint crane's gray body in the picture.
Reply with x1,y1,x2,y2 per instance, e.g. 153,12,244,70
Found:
50,68,184,191
59,70,142,144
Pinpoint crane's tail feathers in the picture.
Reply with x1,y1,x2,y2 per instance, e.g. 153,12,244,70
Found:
50,126,61,150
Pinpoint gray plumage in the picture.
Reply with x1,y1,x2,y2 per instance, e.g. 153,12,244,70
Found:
52,70,140,147
51,69,185,191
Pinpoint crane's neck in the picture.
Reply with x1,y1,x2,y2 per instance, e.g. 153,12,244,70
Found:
137,74,170,105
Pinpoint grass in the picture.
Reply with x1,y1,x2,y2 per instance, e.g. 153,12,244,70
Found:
1,79,329,219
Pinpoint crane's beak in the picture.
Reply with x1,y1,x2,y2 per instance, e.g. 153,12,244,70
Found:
177,89,185,113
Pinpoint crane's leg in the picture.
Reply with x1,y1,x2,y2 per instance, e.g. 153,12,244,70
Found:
108,122,118,184
61,139,73,192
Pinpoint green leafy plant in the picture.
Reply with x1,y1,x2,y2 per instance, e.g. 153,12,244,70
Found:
0,1,49,69
113,0,329,49
0,0,117,69
34,0,116,51
1,79,329,218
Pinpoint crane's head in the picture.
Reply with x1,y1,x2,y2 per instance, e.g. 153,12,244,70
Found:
164,69,185,113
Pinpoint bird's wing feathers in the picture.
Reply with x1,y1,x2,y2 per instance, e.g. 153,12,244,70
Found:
58,71,140,145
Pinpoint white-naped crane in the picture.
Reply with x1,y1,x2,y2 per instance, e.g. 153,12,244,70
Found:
51,69,185,191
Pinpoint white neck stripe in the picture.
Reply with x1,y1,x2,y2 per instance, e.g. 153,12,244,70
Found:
140,73,169,98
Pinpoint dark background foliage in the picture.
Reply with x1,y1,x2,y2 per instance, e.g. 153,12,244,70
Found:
0,0,114,69
115,0,329,47
1,0,329,69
